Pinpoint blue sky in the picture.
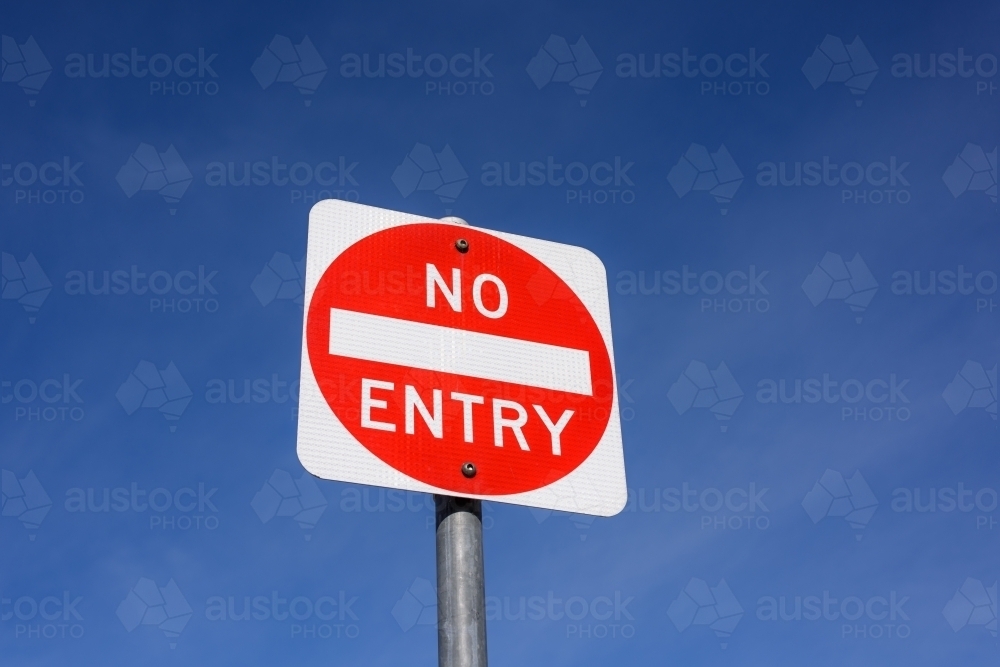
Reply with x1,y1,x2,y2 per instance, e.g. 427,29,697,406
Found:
1,1,997,665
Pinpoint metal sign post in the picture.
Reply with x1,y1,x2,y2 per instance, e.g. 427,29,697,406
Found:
436,495,488,667
434,217,488,667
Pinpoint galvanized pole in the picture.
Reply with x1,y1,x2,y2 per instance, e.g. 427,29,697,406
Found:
435,495,488,667
434,216,488,667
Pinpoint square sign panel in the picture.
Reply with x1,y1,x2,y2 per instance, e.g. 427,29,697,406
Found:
297,200,626,516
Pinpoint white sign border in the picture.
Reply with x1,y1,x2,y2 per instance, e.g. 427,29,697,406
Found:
297,199,626,516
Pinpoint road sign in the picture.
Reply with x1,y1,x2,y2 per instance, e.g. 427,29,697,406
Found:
297,200,626,516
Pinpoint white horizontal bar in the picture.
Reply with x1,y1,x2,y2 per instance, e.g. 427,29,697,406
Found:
329,308,592,396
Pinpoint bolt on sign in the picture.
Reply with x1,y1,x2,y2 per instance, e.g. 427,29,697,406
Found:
297,200,626,515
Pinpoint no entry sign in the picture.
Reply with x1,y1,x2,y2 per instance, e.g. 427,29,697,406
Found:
297,200,626,516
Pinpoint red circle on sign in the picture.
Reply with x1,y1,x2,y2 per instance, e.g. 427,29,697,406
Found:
306,223,613,496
